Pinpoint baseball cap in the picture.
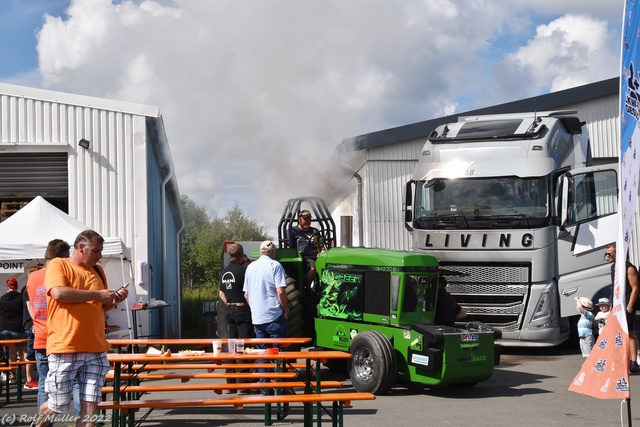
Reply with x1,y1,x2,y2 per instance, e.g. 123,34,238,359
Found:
260,241,276,252
6,278,17,288
299,210,311,218
597,297,611,306
579,297,593,310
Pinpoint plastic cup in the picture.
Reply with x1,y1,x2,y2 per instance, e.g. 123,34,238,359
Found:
212,339,222,356
227,338,236,354
235,339,245,354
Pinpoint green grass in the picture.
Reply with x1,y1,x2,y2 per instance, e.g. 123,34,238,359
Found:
182,287,218,338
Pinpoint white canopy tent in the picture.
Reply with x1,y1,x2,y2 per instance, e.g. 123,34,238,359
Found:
0,196,134,338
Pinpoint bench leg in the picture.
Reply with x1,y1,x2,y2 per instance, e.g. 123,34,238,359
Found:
263,402,272,426
15,368,22,401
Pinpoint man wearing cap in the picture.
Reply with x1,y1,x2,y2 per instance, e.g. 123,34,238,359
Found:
289,210,320,257
243,241,288,342
288,210,321,287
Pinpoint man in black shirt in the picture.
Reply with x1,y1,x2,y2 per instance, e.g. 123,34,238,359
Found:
219,243,254,391
288,210,321,286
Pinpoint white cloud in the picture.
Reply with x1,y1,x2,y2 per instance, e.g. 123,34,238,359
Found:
30,0,625,227
502,15,619,93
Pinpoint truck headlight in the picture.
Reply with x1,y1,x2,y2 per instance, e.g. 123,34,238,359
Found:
530,282,555,324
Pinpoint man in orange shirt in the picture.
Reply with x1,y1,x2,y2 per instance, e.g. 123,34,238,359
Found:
33,230,129,427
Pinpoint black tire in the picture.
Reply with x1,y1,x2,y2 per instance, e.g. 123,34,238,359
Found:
348,330,397,395
286,278,305,339
370,330,397,393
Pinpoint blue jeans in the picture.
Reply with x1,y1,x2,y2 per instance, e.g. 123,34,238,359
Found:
35,350,80,415
253,314,288,383
253,313,288,345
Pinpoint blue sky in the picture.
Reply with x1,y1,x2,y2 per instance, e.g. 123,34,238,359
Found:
0,1,67,82
0,0,626,227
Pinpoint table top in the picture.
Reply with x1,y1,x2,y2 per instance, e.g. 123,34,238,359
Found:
108,337,311,347
107,350,351,363
0,339,29,346
131,304,170,311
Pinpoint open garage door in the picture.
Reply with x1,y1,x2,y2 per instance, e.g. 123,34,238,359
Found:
0,152,68,219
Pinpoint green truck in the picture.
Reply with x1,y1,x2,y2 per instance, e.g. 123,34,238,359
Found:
220,197,500,395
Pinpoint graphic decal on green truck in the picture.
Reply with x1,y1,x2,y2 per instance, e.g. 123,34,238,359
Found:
317,269,364,320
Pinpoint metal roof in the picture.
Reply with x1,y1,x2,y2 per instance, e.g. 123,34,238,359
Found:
340,77,619,152
0,82,160,117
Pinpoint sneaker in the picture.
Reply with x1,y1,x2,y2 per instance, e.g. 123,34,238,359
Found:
23,380,38,390
630,361,640,374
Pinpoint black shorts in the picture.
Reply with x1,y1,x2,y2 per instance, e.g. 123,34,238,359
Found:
627,310,636,332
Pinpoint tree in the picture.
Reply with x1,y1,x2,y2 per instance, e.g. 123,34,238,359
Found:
180,196,271,292
181,195,211,289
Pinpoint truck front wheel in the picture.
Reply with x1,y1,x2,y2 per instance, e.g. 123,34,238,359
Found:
349,330,396,395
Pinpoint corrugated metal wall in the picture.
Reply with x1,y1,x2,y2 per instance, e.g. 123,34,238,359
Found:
362,140,422,250
0,91,147,249
555,92,620,159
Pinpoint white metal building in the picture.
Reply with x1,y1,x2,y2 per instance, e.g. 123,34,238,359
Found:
0,82,184,339
331,78,634,256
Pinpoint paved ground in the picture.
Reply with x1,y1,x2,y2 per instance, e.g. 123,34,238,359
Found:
0,346,638,426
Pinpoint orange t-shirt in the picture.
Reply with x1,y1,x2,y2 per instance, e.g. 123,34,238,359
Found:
25,268,48,350
44,258,109,354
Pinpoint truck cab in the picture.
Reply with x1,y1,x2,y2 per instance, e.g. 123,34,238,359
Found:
404,111,618,346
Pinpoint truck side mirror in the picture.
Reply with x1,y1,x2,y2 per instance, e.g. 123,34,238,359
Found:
404,181,414,231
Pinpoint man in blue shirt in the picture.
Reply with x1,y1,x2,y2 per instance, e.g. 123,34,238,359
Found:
243,241,288,342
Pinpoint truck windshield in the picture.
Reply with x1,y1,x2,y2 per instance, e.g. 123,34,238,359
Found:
414,176,549,229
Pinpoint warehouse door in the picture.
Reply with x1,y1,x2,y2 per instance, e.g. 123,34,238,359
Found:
0,153,68,221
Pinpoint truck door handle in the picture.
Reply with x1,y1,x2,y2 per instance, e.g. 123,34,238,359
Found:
561,288,578,297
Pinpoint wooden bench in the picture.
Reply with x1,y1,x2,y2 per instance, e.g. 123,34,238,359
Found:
122,362,307,372
101,380,344,395
106,371,298,382
0,365,16,404
4,360,37,402
98,391,376,427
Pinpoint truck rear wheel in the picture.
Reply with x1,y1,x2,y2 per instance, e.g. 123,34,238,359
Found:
349,330,397,395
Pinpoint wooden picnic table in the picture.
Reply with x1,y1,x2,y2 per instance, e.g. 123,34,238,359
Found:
106,347,356,427
0,338,28,403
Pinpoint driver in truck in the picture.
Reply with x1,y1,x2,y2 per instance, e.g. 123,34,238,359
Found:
288,209,322,287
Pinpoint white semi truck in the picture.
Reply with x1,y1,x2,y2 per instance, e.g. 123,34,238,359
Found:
404,110,618,346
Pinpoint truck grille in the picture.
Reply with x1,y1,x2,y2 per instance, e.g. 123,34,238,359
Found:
441,264,530,331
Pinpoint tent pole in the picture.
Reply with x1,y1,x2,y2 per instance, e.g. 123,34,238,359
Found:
120,255,133,339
